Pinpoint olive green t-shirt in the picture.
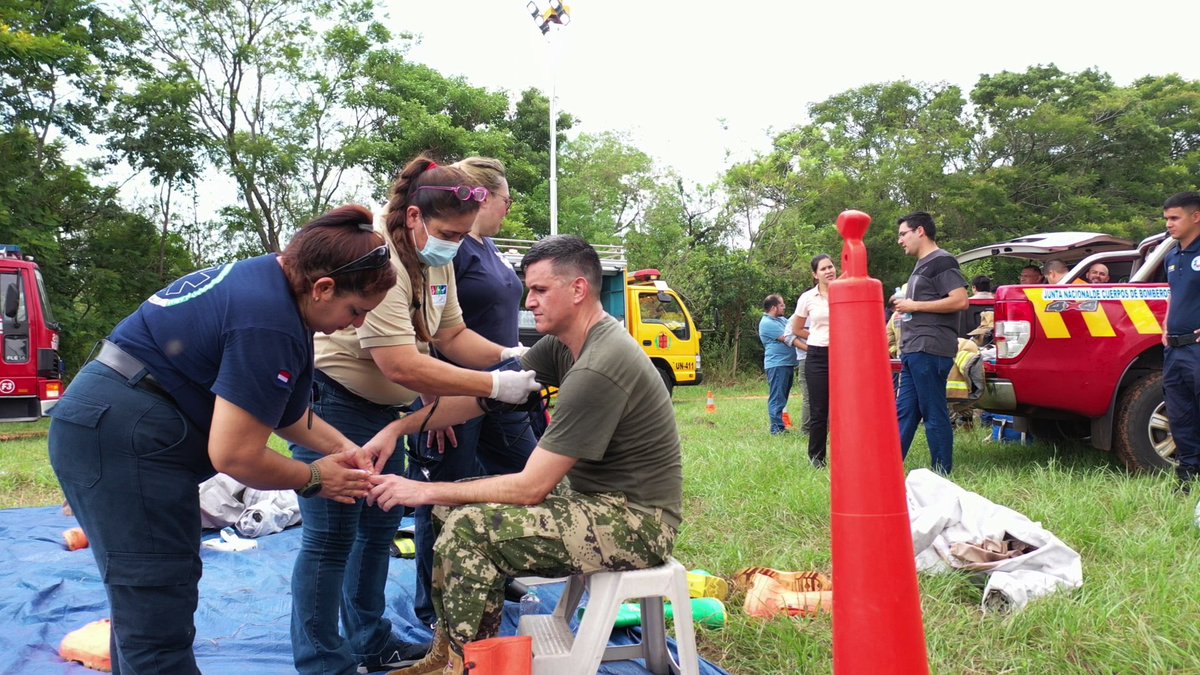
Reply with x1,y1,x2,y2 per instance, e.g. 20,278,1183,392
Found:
522,315,683,528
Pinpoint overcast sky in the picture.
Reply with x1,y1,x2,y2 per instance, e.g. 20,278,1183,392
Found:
390,0,1200,186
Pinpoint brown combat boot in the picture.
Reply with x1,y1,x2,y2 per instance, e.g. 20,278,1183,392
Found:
388,628,448,675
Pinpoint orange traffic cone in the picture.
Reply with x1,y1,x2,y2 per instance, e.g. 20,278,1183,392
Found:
705,391,716,413
829,210,929,673
782,410,794,430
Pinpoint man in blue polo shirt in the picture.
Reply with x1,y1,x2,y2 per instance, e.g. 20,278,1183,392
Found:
1162,191,1200,493
759,294,798,435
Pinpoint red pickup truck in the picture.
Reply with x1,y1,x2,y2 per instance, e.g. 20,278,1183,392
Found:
959,231,1175,472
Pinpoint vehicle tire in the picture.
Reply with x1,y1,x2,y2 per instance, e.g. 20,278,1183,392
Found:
657,366,674,397
1113,373,1174,473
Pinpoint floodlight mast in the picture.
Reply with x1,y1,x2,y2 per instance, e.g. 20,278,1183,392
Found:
526,1,570,235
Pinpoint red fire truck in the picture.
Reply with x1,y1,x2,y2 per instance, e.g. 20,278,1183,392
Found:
0,245,63,421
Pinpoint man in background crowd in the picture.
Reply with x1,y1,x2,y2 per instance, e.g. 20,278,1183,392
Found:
758,294,797,435
894,212,968,475
1086,263,1111,284
1019,265,1044,285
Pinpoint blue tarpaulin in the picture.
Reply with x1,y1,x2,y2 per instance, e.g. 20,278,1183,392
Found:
0,506,729,674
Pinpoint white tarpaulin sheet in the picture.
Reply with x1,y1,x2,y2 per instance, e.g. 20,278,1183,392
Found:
905,469,1083,612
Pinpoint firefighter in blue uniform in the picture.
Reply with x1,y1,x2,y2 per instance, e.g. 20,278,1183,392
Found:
1161,191,1200,493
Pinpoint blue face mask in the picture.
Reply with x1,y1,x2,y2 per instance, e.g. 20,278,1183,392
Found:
416,219,461,267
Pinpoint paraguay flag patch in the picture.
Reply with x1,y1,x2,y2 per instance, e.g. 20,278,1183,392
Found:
276,370,292,386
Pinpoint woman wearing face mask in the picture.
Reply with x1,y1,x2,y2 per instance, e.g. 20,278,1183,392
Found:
790,254,837,468
386,156,542,630
288,156,541,675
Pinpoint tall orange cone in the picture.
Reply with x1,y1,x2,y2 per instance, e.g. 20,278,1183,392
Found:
829,210,929,673
705,391,716,413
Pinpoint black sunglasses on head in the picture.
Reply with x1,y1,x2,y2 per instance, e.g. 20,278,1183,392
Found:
327,244,390,277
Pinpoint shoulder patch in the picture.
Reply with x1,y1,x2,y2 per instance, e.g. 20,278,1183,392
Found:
147,263,235,307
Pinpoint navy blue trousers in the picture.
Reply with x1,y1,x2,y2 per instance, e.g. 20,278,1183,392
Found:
49,360,209,674
1164,345,1200,479
898,351,955,475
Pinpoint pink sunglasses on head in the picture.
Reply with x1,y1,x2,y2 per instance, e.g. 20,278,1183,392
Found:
416,185,489,203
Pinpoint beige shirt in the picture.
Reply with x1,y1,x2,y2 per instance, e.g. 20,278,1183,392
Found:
314,228,464,406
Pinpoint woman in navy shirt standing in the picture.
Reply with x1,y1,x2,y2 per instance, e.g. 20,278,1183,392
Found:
47,205,396,674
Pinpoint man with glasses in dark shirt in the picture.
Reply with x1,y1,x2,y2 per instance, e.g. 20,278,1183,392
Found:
894,212,969,475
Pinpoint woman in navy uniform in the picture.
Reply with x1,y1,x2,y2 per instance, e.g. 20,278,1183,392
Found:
48,205,397,674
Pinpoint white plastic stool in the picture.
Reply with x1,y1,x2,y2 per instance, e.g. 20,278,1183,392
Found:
517,557,701,675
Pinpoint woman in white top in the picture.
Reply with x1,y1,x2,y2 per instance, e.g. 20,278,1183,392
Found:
790,254,836,467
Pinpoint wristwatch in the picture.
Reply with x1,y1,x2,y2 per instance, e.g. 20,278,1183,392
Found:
296,462,322,498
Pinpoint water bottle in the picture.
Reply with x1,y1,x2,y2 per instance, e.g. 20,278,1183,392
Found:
519,590,541,617
894,286,912,322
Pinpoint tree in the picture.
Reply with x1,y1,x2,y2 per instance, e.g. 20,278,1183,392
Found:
0,0,192,375
553,132,656,243
106,63,208,278
0,0,142,159
132,0,388,253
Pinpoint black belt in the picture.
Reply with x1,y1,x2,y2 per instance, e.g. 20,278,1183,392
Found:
1166,334,1200,348
94,340,174,400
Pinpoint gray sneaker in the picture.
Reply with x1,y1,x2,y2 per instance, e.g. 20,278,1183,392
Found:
356,639,430,673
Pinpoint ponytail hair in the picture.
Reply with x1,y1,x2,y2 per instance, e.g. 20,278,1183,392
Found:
383,154,481,343
280,204,396,298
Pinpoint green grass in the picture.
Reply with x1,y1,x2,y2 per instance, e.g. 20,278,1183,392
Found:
8,387,1200,673
673,385,1200,674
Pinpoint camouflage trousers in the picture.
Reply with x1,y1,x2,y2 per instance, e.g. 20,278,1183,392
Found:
430,488,676,652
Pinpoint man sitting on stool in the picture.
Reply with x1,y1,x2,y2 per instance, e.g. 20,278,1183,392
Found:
363,235,683,674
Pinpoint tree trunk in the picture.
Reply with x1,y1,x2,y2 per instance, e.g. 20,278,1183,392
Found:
732,325,740,374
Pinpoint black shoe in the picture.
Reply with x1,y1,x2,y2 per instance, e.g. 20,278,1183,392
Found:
1175,478,1193,496
357,639,430,673
504,578,531,603
810,457,826,469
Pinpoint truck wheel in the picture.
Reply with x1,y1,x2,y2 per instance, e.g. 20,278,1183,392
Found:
657,366,674,397
1113,373,1175,473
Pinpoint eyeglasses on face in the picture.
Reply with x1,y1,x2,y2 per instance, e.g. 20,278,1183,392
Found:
327,244,390,277
496,194,514,207
897,229,914,238
416,185,490,203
